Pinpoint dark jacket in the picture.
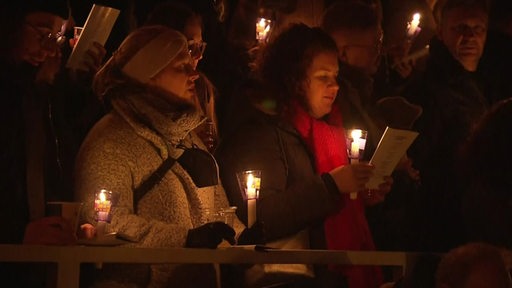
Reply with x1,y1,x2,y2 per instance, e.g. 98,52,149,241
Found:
336,62,384,160
0,63,31,244
403,37,490,252
216,108,342,247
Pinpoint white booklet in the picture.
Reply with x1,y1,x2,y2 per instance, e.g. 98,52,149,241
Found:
367,127,419,189
66,4,120,71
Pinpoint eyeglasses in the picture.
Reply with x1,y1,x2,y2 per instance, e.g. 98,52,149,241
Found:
188,40,207,59
25,22,66,49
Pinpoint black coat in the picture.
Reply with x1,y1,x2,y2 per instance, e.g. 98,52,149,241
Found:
216,108,342,247
402,38,490,252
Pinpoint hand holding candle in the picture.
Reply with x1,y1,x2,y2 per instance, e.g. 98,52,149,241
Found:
237,170,261,228
346,129,368,199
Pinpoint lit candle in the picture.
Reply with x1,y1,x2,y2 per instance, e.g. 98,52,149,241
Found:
94,190,111,221
94,189,113,237
346,129,367,200
350,129,362,162
256,17,271,43
349,130,360,200
407,13,421,38
239,171,261,228
246,173,256,227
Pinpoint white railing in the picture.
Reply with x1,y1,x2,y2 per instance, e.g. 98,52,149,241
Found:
0,244,418,288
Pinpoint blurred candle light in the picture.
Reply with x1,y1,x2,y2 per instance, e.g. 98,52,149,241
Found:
407,13,421,39
256,17,272,43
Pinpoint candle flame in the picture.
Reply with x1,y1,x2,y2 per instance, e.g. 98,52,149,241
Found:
351,129,362,140
258,18,267,29
247,173,254,190
99,190,106,202
412,13,421,22
256,17,272,42
407,12,421,38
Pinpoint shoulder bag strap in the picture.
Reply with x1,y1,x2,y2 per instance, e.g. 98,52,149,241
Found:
133,156,176,213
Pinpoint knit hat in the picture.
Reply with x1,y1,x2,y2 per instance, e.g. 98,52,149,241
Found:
121,28,187,84
23,0,69,19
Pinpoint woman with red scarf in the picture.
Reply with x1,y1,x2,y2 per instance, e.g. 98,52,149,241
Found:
216,23,392,288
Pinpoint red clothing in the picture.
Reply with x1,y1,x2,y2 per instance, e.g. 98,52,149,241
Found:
290,102,382,288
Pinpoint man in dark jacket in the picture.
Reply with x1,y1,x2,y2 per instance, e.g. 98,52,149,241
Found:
403,0,490,252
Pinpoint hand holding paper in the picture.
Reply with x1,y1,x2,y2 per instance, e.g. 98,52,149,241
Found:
329,162,374,194
367,127,419,189
66,5,120,71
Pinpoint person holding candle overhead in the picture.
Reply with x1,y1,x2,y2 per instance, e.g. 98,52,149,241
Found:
74,25,255,287
216,23,393,288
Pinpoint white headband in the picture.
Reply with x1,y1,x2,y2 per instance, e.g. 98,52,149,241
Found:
122,29,187,83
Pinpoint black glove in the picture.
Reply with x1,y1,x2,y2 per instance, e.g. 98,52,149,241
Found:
237,221,266,245
186,221,236,249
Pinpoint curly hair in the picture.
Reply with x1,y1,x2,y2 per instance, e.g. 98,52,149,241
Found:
254,23,338,115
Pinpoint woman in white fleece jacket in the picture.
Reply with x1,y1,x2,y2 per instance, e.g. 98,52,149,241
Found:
74,25,245,288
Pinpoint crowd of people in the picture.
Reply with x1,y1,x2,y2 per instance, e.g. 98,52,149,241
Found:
2,0,512,287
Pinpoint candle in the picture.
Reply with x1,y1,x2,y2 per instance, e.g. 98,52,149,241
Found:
247,199,256,228
346,129,367,200
407,13,421,38
350,129,362,162
245,173,260,227
94,189,112,222
237,170,261,228
246,174,256,198
256,17,271,43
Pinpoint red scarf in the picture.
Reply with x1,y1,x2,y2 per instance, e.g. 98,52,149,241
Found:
290,102,382,288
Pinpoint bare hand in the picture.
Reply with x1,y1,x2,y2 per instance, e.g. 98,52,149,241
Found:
363,176,393,206
393,59,415,79
396,155,421,181
329,162,374,194
84,42,107,73
78,223,96,239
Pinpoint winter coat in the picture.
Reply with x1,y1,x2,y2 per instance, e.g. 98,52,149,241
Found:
216,108,342,245
402,37,490,252
75,89,244,288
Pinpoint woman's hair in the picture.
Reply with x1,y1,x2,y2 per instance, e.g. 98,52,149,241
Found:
254,23,338,115
93,25,186,104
